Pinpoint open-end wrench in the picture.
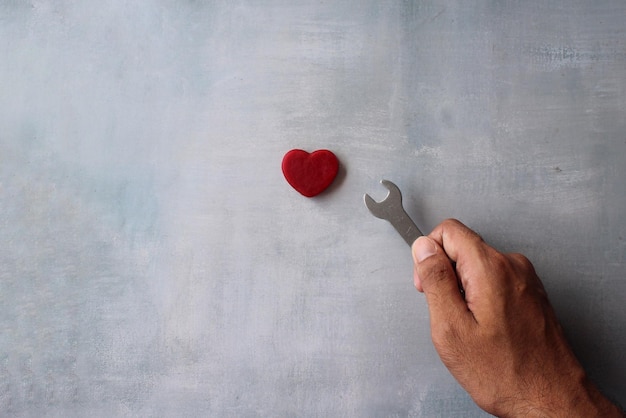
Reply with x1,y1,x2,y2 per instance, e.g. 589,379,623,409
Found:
364,181,464,296
363,180,423,246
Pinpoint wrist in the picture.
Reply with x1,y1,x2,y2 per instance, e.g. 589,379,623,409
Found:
568,379,624,418
526,374,623,418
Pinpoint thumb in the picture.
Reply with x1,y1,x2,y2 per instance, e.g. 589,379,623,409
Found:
412,236,467,320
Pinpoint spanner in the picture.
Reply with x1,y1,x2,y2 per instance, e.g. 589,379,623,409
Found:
363,180,423,246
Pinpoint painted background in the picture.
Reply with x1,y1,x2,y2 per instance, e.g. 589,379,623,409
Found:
1,1,625,416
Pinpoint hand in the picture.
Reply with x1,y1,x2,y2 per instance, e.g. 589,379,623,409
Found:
412,219,623,418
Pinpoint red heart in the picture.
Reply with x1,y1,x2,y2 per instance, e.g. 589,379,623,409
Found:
282,149,339,197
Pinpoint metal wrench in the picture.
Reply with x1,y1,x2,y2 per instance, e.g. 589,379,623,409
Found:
363,180,423,246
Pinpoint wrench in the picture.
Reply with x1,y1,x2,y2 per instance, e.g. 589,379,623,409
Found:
363,180,423,246
365,181,464,296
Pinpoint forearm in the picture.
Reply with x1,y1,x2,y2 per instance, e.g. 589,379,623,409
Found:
552,379,624,418
484,368,622,418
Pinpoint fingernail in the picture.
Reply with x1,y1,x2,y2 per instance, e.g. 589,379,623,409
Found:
412,236,437,263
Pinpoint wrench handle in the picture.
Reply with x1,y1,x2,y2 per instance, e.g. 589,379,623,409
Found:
387,208,423,247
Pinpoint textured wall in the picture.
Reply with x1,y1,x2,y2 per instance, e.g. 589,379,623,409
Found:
1,1,625,416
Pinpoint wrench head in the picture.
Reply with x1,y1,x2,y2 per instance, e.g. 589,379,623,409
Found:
363,179,403,220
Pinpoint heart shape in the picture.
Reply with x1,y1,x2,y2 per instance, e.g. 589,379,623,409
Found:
282,149,339,197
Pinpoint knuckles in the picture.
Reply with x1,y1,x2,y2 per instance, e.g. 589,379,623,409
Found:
439,218,485,243
506,253,535,274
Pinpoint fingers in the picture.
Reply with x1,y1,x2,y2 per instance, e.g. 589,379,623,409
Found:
426,219,496,301
412,236,473,327
428,219,486,265
416,219,543,325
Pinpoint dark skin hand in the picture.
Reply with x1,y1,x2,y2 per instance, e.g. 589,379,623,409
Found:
411,219,624,418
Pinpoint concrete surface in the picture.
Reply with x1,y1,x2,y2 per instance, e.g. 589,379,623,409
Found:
1,1,625,416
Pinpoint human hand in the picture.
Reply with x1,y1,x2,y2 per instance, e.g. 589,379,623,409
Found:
412,219,623,418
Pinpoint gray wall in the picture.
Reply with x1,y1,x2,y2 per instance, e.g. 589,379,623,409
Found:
1,1,625,416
